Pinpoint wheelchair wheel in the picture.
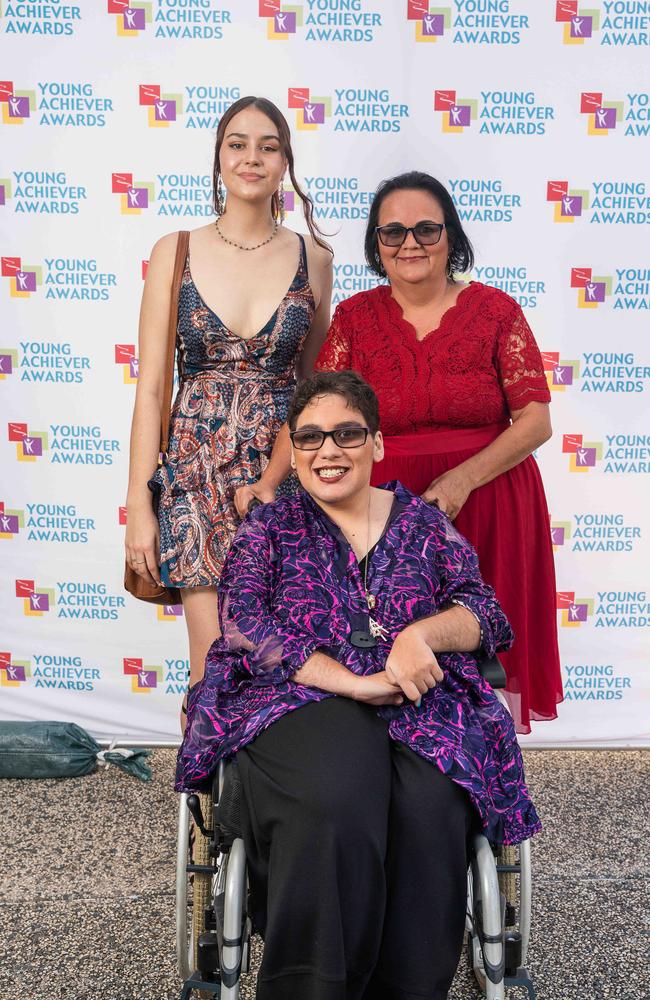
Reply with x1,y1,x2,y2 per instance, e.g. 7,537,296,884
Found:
176,790,214,989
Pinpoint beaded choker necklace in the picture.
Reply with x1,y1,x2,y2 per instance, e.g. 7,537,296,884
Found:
214,216,278,252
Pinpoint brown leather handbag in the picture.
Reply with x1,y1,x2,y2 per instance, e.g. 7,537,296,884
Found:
124,230,189,605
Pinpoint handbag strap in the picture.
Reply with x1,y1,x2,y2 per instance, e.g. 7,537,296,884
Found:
160,230,190,456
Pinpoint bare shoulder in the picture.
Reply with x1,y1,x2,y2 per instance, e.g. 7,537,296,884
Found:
302,230,334,274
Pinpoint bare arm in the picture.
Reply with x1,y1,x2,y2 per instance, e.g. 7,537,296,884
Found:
293,652,403,706
422,401,552,516
124,233,178,584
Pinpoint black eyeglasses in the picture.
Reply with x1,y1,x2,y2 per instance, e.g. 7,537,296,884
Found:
375,221,446,247
290,426,370,451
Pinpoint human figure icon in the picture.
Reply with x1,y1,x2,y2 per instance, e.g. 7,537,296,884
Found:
553,365,565,384
562,195,574,215
139,670,150,686
9,96,22,116
155,100,167,119
424,14,435,32
276,12,286,30
450,106,462,125
585,282,597,301
0,515,11,531
124,8,137,28
596,108,608,128
576,448,588,465
572,16,583,35
7,664,17,680
132,358,140,377
568,603,580,621
31,593,42,609
304,103,316,123
16,271,28,290
128,188,140,207
23,436,35,454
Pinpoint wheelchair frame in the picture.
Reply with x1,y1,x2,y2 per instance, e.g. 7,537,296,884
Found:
175,659,537,999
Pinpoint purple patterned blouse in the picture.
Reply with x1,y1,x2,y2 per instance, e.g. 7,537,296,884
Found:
176,482,541,845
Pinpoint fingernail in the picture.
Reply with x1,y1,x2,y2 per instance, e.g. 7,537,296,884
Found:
415,697,422,708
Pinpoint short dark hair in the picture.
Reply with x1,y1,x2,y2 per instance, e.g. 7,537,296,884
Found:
364,170,474,279
288,371,380,433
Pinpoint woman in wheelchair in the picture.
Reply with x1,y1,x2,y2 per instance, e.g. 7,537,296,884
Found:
176,370,541,1000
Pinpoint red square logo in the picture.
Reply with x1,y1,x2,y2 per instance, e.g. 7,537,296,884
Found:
556,1,578,22
570,267,592,288
1,256,21,277
547,181,568,202
288,88,310,109
111,172,133,193
8,422,27,442
15,579,34,598
139,85,160,106
434,90,456,111
580,92,602,113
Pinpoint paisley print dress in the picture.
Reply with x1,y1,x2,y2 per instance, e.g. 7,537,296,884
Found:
150,234,314,587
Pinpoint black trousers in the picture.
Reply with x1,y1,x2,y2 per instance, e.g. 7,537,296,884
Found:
236,698,474,1000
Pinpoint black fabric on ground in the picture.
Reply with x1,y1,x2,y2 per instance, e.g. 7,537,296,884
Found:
236,698,473,1000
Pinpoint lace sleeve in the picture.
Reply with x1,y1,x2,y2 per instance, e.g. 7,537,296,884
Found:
496,302,551,412
315,305,352,371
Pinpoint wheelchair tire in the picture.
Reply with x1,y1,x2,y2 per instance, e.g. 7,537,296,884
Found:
191,791,214,1000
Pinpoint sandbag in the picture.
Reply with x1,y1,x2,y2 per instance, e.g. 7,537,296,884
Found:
0,721,152,781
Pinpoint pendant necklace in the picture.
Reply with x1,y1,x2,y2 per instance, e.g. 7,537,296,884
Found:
362,494,389,641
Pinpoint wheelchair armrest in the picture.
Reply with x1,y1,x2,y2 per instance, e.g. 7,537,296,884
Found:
478,655,507,690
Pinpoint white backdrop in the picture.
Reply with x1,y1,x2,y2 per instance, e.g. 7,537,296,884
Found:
1,1,649,746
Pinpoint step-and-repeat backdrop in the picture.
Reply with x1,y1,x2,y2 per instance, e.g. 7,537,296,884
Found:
1,2,649,745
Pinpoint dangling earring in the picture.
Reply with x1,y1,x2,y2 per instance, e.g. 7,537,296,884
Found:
278,179,285,224
216,173,226,215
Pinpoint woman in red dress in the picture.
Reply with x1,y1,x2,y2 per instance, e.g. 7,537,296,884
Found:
315,171,562,733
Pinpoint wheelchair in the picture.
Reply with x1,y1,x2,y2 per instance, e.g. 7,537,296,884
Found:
175,657,536,999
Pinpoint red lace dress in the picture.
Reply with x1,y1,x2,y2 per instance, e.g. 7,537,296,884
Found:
315,282,562,733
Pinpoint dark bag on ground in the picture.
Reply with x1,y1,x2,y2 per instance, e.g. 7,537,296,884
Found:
0,721,152,781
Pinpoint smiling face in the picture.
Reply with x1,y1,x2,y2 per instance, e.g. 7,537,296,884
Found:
291,393,384,509
219,106,287,206
377,188,450,287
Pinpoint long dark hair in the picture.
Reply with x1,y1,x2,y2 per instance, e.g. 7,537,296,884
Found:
364,171,474,278
213,96,332,254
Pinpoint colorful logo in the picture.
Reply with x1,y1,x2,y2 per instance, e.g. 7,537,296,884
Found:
287,88,331,130
138,84,183,126
0,348,18,378
111,172,155,214
118,506,128,525
115,344,139,383
1,256,42,297
555,2,600,43
542,352,580,392
407,1,450,41
123,656,162,692
107,1,151,35
570,267,612,307
0,81,36,124
562,433,603,471
0,652,31,687
546,180,590,222
0,177,12,206
259,1,302,38
434,90,477,132
142,260,149,279
15,579,55,616
556,590,594,626
7,422,48,461
551,518,572,548
0,502,23,538
157,603,184,622
580,92,623,134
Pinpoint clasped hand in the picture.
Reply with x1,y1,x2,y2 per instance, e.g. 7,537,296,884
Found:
384,625,444,703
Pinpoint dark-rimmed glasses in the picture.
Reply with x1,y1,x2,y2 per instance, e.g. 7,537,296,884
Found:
375,221,446,247
290,426,370,451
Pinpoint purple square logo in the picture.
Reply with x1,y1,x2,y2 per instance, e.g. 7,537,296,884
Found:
568,602,589,622
450,105,471,127
29,591,49,612
274,10,296,32
138,669,158,688
129,358,139,379
570,14,592,37
15,270,37,292
7,663,27,682
553,364,574,386
560,194,582,217
127,187,148,209
162,603,183,618
8,95,30,119
283,190,295,212
584,281,606,303
123,7,146,30
303,102,325,125
0,185,6,207
154,99,176,122
551,527,566,546
0,353,14,375
575,446,597,467
422,13,444,35
1,514,20,533
594,106,617,130
22,436,43,457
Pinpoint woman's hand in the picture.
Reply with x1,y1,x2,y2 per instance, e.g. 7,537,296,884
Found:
384,626,444,703
351,671,404,707
421,466,474,520
125,502,161,586
233,480,278,519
